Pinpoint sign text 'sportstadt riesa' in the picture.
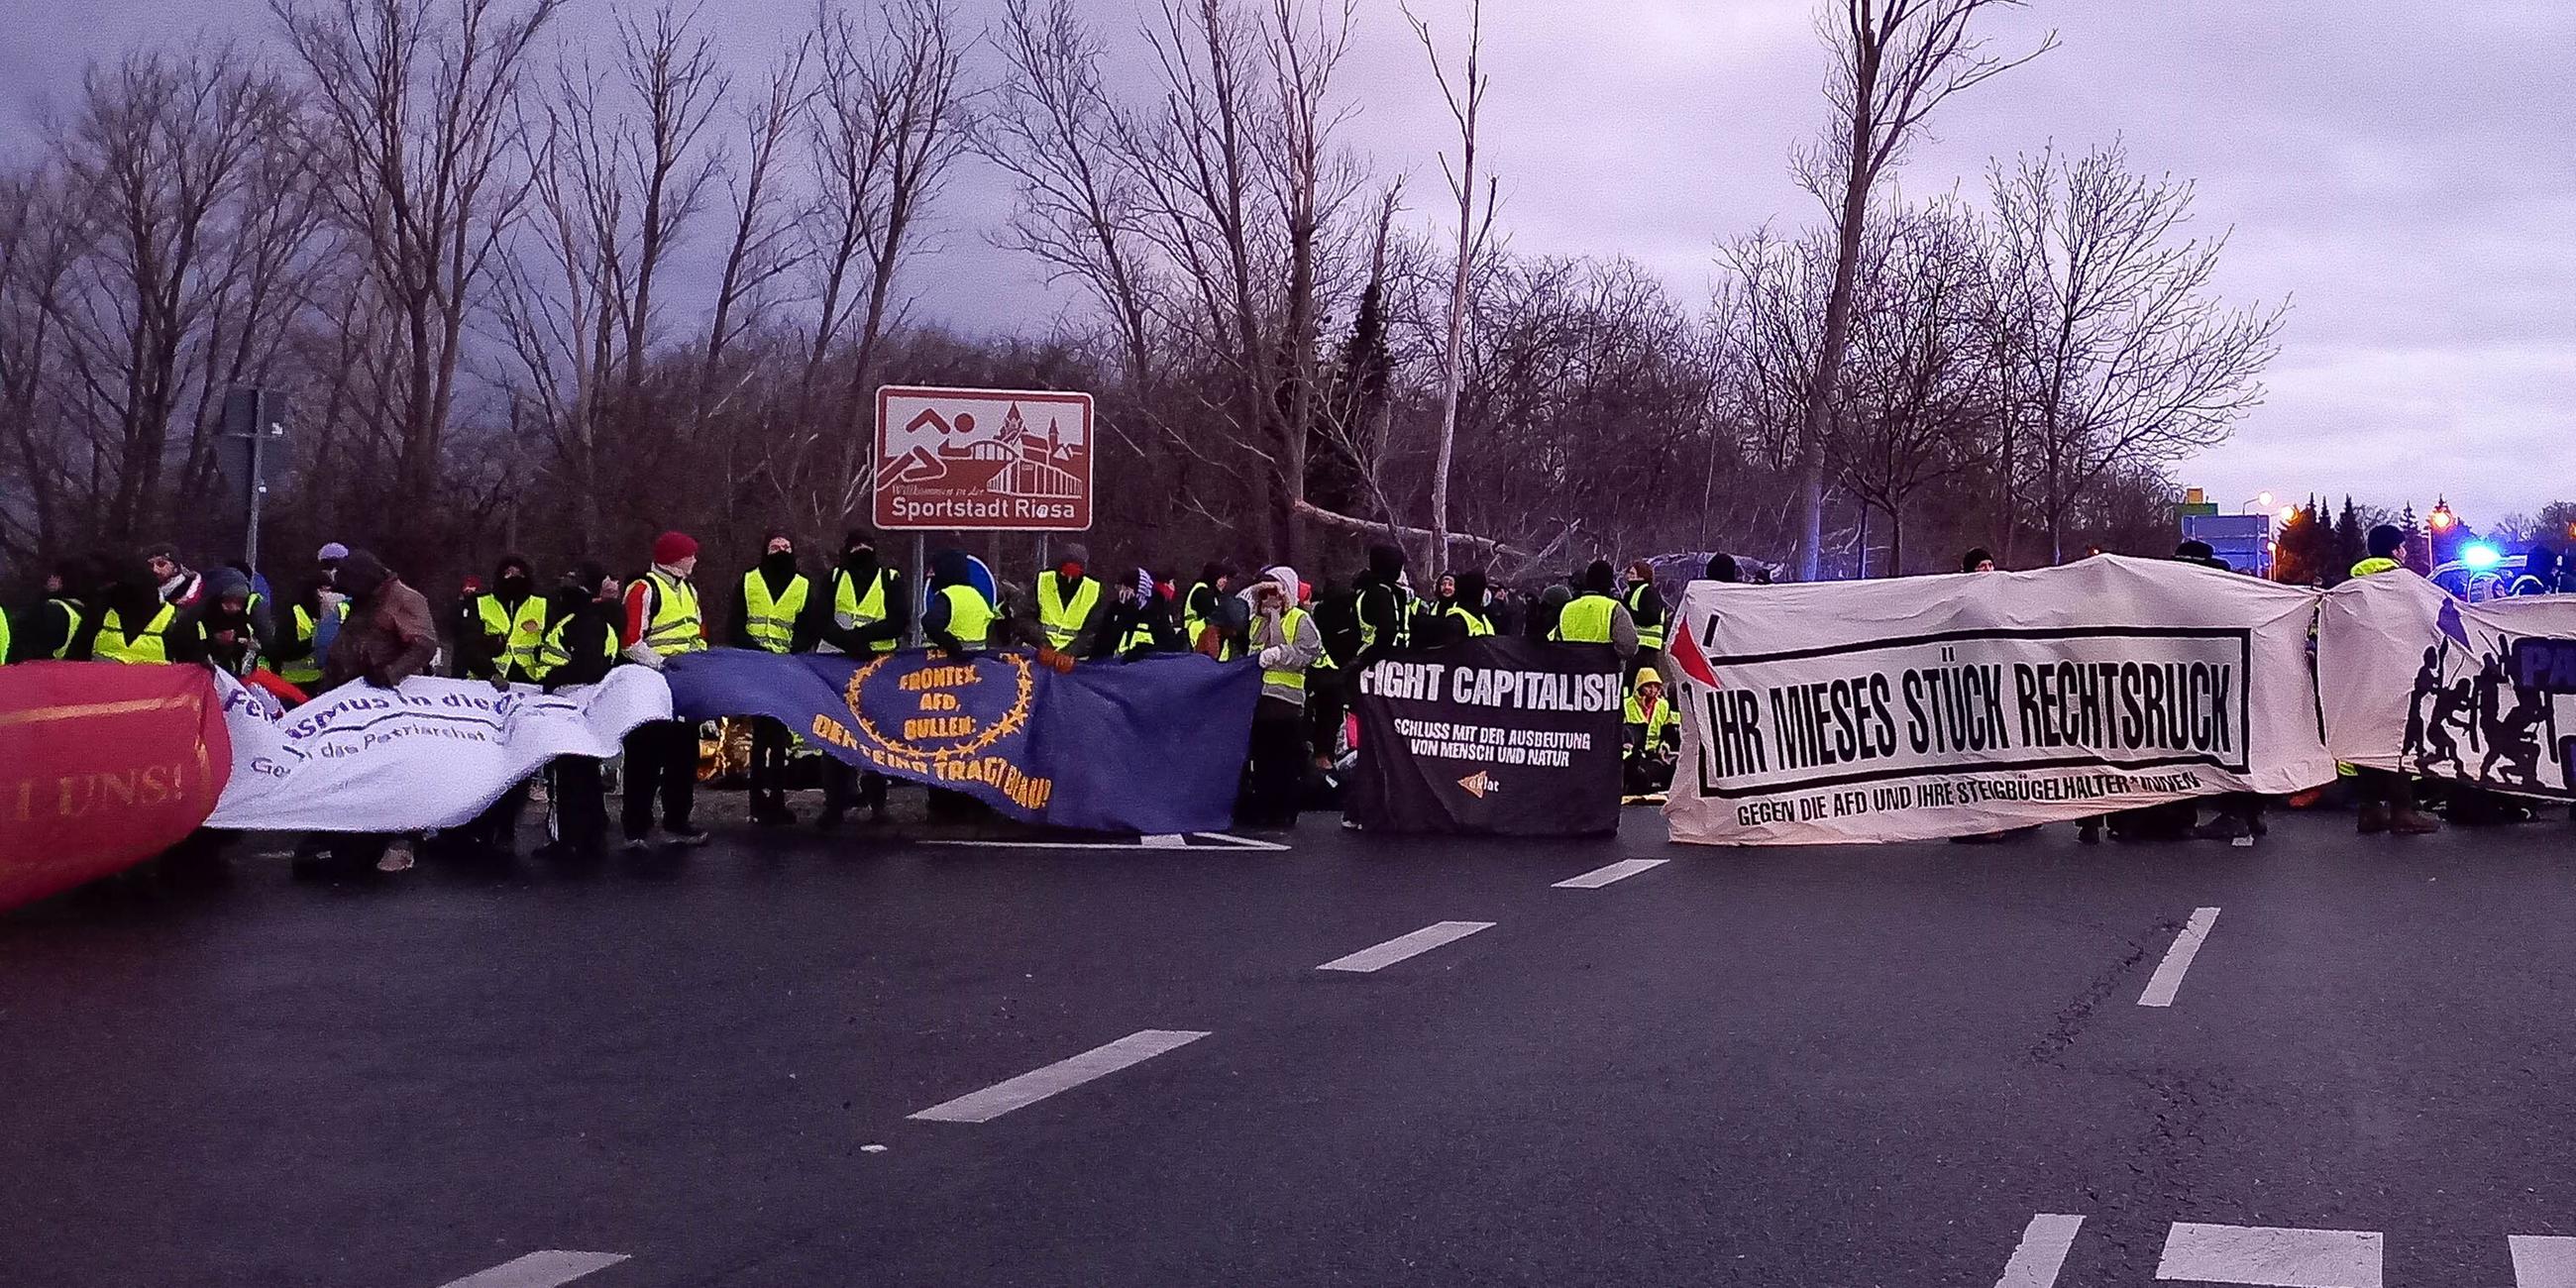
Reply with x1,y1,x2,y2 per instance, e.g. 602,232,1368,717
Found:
807,661,1054,811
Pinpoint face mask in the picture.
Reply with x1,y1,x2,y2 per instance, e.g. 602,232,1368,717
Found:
1058,563,1084,581
499,573,532,596
762,551,798,575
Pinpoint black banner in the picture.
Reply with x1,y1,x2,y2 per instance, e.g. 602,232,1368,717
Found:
1346,637,1624,836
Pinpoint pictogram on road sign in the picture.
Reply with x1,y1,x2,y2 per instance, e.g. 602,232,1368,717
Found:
873,385,1093,531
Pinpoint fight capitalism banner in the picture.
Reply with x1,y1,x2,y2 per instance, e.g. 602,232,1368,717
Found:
1664,555,2336,845
1344,637,1625,836
2319,571,2576,798
664,648,1260,835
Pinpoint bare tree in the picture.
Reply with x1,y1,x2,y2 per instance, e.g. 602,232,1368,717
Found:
1829,198,1991,574
1786,0,2052,579
1989,141,2285,561
272,0,566,570
1403,0,1498,574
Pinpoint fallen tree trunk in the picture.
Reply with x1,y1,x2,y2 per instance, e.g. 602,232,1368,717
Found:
1294,499,1533,564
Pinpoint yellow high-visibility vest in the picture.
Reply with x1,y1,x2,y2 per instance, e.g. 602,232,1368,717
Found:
936,585,992,649
1036,575,1101,650
1448,605,1494,638
740,572,810,654
278,601,348,686
477,592,552,678
534,613,616,680
94,604,176,664
1626,582,1664,651
1552,593,1618,644
1259,607,1311,694
830,568,898,654
641,571,705,657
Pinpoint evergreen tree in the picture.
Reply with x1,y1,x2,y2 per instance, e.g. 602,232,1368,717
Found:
2278,495,2333,586
2329,495,2367,585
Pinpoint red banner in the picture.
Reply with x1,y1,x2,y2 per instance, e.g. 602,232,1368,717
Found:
0,662,231,911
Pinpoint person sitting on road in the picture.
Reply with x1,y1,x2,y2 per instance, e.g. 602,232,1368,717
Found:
1623,672,1680,798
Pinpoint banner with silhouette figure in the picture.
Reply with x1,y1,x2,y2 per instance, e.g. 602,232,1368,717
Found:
2321,572,2576,799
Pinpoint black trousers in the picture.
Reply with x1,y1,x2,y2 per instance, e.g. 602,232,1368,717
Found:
748,718,794,815
1241,698,1309,827
823,762,889,814
621,718,698,839
465,780,530,849
1307,667,1348,764
551,756,608,852
2352,766,2418,811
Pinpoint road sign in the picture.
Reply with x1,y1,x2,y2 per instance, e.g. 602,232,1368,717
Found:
873,385,1094,532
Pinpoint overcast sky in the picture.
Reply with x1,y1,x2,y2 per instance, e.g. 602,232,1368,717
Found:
8,0,2571,524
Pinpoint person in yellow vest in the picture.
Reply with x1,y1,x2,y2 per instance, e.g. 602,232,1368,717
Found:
1623,561,1666,686
814,532,910,828
1549,560,1640,661
619,531,710,850
1100,567,1182,660
1430,569,1496,645
268,580,349,692
1353,544,1415,666
1623,671,1681,797
1238,565,1322,829
462,554,549,685
70,558,207,664
921,548,996,658
1183,562,1238,657
2349,523,2442,836
1035,543,1107,656
533,561,625,862
7,556,92,663
727,531,813,826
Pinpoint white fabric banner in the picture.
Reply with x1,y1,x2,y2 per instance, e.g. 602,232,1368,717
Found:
2319,572,2576,798
206,669,673,832
1664,555,2337,845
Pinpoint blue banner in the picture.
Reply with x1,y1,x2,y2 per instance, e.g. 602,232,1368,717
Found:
664,648,1261,834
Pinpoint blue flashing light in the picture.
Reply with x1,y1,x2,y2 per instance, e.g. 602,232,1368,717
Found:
2461,542,2503,571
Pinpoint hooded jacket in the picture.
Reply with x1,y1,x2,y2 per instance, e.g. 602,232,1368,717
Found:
542,564,623,691
1240,565,1323,705
324,551,438,689
1353,544,1412,661
814,538,910,655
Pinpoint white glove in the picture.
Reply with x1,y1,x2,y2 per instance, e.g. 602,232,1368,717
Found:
1256,646,1286,668
622,641,666,670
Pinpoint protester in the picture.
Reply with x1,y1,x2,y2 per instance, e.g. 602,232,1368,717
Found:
1623,671,1680,797
1034,543,1107,656
1353,544,1414,663
1550,560,1640,660
8,555,91,662
1308,578,1362,770
813,531,908,829
463,554,550,685
728,531,813,827
193,567,273,679
1705,552,1742,584
1960,548,1996,574
295,549,438,875
268,578,348,693
70,557,206,665
1432,570,1495,645
143,543,204,610
619,531,711,850
1184,563,1238,658
1238,566,1322,828
2349,523,2442,835
922,549,994,658
2509,546,2561,597
1528,582,1571,641
534,562,624,863
1623,561,1666,682
1100,567,1181,659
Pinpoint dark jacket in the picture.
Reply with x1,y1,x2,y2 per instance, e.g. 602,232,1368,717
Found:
1353,544,1411,664
726,558,820,653
541,589,622,692
69,573,207,665
811,554,910,655
326,552,438,689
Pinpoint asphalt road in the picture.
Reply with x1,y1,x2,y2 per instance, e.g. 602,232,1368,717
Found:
6,805,2576,1287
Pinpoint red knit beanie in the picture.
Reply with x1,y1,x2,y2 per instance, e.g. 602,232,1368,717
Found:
652,531,699,565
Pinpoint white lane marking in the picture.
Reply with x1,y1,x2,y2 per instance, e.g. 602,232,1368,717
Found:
1993,1214,2086,1288
1553,858,1669,889
1316,920,1496,973
2512,1235,2576,1288
436,1251,629,1288
2138,907,2222,1008
2155,1222,2381,1288
1141,833,1190,848
908,1029,1211,1124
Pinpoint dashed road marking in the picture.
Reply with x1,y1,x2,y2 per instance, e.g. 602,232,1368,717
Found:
2512,1234,2576,1287
435,1251,629,1288
2155,1221,2381,1288
908,1029,1211,1124
929,832,1290,852
2138,907,2222,1008
1553,858,1669,889
1993,1214,2086,1288
1316,920,1495,973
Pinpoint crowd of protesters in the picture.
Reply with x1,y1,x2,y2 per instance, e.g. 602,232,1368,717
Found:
5,515,2557,870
